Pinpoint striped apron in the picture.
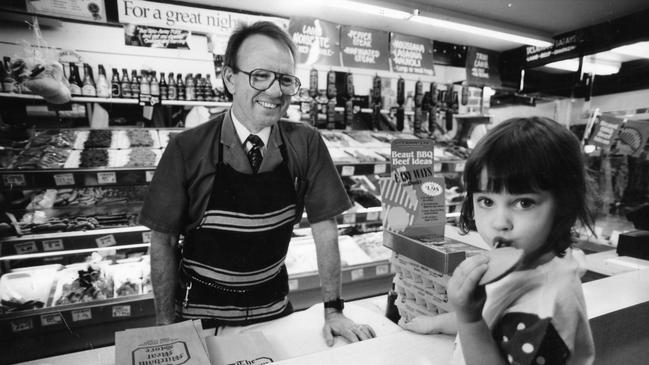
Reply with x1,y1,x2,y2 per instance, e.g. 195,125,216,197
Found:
177,124,298,326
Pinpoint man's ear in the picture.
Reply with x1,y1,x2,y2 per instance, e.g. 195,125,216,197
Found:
222,66,235,96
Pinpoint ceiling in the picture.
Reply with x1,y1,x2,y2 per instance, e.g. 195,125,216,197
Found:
189,0,649,51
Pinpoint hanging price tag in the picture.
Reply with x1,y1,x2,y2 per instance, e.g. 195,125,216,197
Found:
72,308,92,322
373,164,387,174
15,241,38,254
142,231,152,243
375,264,389,276
40,313,63,326
288,279,299,291
342,214,356,224
112,305,131,317
42,239,64,252
97,172,117,184
53,173,75,186
350,268,364,281
455,163,465,172
96,234,117,248
366,211,380,222
2,174,26,187
145,170,155,182
341,166,355,176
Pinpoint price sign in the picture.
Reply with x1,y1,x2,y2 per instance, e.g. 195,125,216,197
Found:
2,174,26,187
72,308,92,322
342,214,357,224
375,264,389,276
366,211,380,221
41,313,63,326
142,231,152,243
96,234,117,248
350,268,364,281
15,241,38,254
434,163,442,172
373,164,387,174
42,239,64,252
112,305,131,317
341,166,355,176
54,173,75,186
288,279,299,291
11,318,33,332
145,170,155,182
455,163,465,172
97,172,117,184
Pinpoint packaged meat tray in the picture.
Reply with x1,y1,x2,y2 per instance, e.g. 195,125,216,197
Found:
158,129,184,148
0,265,62,312
342,148,387,162
64,149,162,168
343,131,385,147
51,263,115,306
320,131,363,148
113,130,161,149
328,148,359,164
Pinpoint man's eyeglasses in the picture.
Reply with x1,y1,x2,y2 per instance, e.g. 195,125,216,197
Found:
233,67,301,96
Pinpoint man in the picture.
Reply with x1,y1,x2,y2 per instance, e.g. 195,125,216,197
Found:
139,21,376,345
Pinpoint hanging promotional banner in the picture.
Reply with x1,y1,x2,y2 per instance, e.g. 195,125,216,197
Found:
588,115,624,150
124,24,190,49
341,25,390,71
465,47,501,87
524,31,583,68
288,17,341,67
389,33,434,76
26,0,107,22
614,119,649,158
117,0,288,37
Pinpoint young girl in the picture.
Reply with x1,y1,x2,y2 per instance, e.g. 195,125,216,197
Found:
400,117,596,365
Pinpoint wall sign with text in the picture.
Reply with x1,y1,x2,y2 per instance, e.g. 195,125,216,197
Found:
465,47,501,87
340,25,390,71
289,17,341,67
389,33,434,76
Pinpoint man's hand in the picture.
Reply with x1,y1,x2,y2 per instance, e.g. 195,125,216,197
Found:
447,254,489,324
323,310,376,346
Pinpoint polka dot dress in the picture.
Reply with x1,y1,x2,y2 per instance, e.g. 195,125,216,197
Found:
493,312,570,365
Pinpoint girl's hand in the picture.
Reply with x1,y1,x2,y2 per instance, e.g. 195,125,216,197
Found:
399,312,457,335
447,255,489,324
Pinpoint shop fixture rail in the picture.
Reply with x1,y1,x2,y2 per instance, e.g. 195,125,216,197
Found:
0,92,231,107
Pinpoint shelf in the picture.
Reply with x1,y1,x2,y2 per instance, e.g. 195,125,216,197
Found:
161,100,231,107
0,226,151,257
1,167,156,189
296,207,382,228
0,92,231,107
335,162,391,176
71,96,139,104
0,92,43,101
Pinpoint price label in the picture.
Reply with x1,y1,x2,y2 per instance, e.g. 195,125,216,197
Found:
145,170,155,182
142,231,152,243
288,279,299,291
341,166,355,176
373,164,387,174
375,264,390,276
112,305,132,318
11,318,33,332
72,308,92,322
96,234,117,248
350,268,364,281
15,241,38,254
366,211,380,222
97,172,117,185
433,163,442,172
342,214,356,224
41,313,63,326
53,173,75,186
455,163,465,172
2,174,26,187
42,239,64,252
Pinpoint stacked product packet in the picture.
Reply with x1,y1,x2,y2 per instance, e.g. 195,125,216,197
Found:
115,320,211,365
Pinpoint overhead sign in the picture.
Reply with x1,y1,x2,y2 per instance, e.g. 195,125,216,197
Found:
26,0,107,22
466,47,501,87
588,115,623,150
124,25,190,49
117,0,288,36
524,31,583,68
340,25,390,71
389,33,434,76
288,17,341,67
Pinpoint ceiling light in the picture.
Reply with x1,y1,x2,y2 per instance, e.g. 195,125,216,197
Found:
326,0,411,19
609,41,649,59
410,15,552,47
545,58,621,75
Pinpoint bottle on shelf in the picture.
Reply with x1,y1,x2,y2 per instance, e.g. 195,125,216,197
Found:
167,72,177,100
159,72,168,100
81,63,97,97
130,70,140,98
205,74,214,101
139,70,151,101
195,73,204,101
2,56,18,93
110,68,121,98
185,73,195,101
150,71,160,99
95,64,110,98
121,68,132,98
68,63,82,96
177,73,185,100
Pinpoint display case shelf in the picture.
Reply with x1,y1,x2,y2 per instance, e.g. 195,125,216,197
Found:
1,167,156,189
296,207,382,229
0,92,231,107
161,100,231,107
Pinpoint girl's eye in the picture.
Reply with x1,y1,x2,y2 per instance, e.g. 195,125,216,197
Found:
476,197,493,208
515,199,536,209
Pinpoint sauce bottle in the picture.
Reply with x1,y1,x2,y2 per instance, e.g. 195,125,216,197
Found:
95,64,110,98
111,68,121,98
81,64,96,97
121,68,131,98
167,72,177,100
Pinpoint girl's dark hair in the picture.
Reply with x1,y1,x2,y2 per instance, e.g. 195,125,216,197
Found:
458,116,595,256
222,21,296,97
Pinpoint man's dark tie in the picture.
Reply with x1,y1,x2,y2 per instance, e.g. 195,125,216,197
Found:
246,134,264,173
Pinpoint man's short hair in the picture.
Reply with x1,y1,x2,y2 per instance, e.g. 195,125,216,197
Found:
223,21,296,70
